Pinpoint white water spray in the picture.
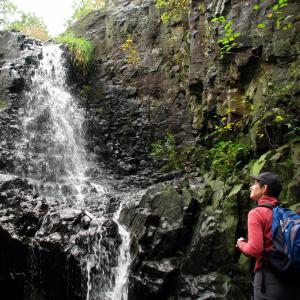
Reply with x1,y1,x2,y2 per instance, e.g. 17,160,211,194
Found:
18,43,89,205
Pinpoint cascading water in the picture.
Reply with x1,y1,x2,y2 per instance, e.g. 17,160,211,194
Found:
17,43,90,205
14,43,132,300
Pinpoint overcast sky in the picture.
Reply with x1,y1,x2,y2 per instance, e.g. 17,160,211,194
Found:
12,0,74,36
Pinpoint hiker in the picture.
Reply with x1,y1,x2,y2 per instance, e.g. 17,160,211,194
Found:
236,171,300,300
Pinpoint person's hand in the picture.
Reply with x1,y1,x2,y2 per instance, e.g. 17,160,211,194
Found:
236,237,245,248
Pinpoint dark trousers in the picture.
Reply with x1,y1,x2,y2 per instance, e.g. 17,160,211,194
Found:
253,268,300,300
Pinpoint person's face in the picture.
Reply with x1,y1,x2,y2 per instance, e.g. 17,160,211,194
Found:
250,180,267,201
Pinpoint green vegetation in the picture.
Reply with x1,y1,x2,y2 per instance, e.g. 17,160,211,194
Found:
121,34,141,67
155,0,189,23
80,84,92,97
55,31,94,75
67,0,106,26
211,16,241,59
0,0,17,27
8,12,49,41
0,1,49,41
253,108,288,142
151,132,250,178
211,0,292,59
214,111,235,135
151,132,183,172
0,99,7,110
255,0,292,31
209,141,250,178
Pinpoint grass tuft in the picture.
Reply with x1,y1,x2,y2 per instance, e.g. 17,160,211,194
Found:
55,31,94,75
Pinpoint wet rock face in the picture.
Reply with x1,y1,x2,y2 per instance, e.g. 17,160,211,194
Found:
189,0,300,148
70,1,195,177
0,177,85,299
0,31,42,174
0,176,122,300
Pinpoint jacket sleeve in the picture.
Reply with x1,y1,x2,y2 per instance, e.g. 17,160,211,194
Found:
238,209,264,257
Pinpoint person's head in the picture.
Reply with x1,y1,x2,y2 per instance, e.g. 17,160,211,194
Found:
249,172,282,201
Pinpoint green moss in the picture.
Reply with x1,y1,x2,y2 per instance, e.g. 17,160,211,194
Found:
0,99,7,110
55,31,94,75
80,84,92,97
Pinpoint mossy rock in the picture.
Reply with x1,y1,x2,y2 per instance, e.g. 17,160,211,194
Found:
219,184,243,257
189,177,213,206
139,183,184,225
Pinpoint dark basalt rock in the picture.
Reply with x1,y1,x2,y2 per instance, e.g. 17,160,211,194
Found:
0,176,122,300
120,182,202,300
0,177,86,299
69,2,195,179
0,31,42,175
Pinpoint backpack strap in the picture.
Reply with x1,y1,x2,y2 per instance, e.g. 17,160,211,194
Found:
257,203,276,209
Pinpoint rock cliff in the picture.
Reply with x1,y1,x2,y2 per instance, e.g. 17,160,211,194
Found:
0,0,300,299
68,0,300,298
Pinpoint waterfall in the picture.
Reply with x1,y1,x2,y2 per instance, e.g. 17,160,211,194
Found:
17,43,90,205
15,43,131,300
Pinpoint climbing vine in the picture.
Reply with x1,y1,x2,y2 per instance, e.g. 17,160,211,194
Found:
211,16,241,59
211,0,293,59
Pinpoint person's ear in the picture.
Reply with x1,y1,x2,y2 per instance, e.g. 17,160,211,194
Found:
263,184,268,194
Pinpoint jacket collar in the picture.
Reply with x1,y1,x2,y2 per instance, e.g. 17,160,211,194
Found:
258,195,279,206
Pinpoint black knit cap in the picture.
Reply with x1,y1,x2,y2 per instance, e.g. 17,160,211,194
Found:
250,172,282,197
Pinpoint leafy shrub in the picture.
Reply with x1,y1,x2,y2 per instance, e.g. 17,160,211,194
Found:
7,12,49,41
254,0,292,31
211,16,240,59
55,31,94,75
208,141,250,178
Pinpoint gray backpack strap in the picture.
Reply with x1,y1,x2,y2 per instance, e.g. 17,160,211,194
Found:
257,203,275,209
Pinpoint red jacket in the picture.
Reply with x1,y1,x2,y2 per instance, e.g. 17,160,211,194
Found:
238,195,278,272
